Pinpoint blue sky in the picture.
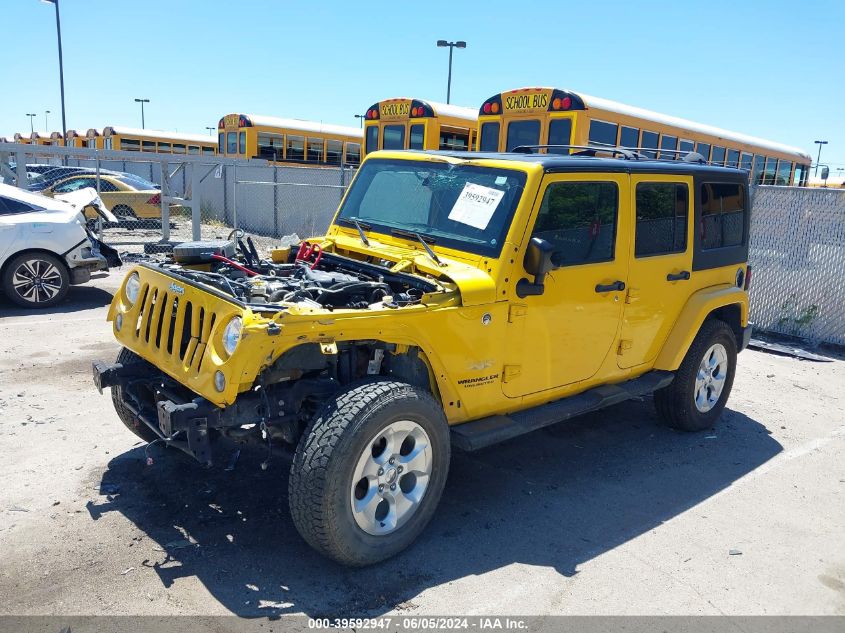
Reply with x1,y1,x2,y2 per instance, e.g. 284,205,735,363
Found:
2,0,843,174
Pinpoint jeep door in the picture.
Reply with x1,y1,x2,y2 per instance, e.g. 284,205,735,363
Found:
617,175,694,369
502,173,630,398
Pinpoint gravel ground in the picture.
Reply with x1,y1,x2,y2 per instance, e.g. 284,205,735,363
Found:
0,270,844,618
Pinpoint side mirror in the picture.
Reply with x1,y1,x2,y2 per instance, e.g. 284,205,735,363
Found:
821,166,830,180
516,237,556,297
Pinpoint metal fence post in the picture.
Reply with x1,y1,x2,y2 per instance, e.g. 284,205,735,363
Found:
232,163,239,230
191,162,202,241
95,151,101,195
273,165,279,237
160,159,171,243
14,150,26,187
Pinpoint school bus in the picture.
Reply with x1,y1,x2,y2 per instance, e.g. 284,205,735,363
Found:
362,98,477,157
84,129,105,149
477,87,812,186
101,126,217,155
57,130,87,148
217,114,362,166
29,132,57,146
12,133,32,145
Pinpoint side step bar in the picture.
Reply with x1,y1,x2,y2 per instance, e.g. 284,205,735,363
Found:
450,370,674,451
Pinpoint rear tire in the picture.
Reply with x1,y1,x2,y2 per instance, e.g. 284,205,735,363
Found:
113,205,137,220
111,347,159,442
654,319,737,432
2,252,69,308
289,379,450,566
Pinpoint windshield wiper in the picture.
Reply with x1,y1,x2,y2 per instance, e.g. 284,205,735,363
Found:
339,217,371,246
350,218,370,246
391,228,445,267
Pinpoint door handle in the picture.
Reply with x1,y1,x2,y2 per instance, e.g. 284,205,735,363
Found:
666,271,691,281
595,280,625,293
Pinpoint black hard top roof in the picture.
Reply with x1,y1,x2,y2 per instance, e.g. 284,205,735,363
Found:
393,150,748,179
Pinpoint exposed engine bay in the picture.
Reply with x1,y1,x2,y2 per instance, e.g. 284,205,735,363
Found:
156,236,440,310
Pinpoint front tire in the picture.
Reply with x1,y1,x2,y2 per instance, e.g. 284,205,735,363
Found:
2,252,69,308
289,379,450,566
654,319,737,431
111,347,159,443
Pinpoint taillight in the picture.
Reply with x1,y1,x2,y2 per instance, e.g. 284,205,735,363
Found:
551,96,572,110
744,265,752,290
147,193,160,205
479,94,503,117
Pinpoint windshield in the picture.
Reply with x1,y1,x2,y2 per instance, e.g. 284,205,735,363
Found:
336,158,526,257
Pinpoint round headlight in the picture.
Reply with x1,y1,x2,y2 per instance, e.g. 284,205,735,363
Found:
115,313,123,331
125,272,140,305
222,316,242,356
214,371,226,392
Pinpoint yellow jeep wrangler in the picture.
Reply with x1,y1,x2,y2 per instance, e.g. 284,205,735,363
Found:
93,148,752,566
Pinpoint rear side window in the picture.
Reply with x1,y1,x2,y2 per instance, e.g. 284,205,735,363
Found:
506,120,540,151
547,118,572,154
635,183,688,257
0,196,37,215
700,183,745,249
439,129,469,151
345,143,361,165
239,132,246,155
365,126,378,154
409,124,425,150
589,120,618,148
479,122,499,151
532,181,619,267
227,132,237,154
218,133,225,154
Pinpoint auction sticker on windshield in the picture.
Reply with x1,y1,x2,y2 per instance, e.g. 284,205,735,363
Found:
448,183,505,230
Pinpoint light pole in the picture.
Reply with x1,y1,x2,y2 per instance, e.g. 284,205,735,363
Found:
436,39,466,104
354,114,366,128
205,126,214,136
45,109,51,131
41,1,67,146
134,98,150,129
26,113,36,134
814,140,828,177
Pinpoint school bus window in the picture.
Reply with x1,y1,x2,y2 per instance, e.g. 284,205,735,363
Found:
700,183,745,249
365,127,378,154
158,142,171,153
227,132,237,155
239,132,246,155
409,124,424,150
727,149,740,168
479,122,499,152
620,126,639,149
506,120,540,151
287,135,305,161
635,182,688,257
740,153,752,171
776,160,792,185
173,143,186,154
548,119,572,154
141,140,155,152
87,138,97,149
439,129,469,151
187,145,200,155
763,157,777,184
753,155,765,183
641,130,659,158
202,146,216,155
659,134,677,159
695,142,711,162
589,120,618,148
258,133,284,161
711,146,726,166
122,138,140,151
532,181,619,266
679,139,694,155
345,143,361,165
326,140,342,165
383,125,405,150
218,133,225,154
794,163,807,187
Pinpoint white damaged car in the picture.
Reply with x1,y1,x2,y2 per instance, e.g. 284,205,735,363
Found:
0,183,121,308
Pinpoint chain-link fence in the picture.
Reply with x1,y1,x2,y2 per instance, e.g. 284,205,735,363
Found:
749,186,845,346
0,143,355,259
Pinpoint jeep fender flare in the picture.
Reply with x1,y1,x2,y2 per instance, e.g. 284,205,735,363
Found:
653,285,749,372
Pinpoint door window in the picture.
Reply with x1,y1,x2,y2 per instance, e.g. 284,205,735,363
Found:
634,182,688,257
383,125,405,150
532,181,619,266
365,126,379,154
409,124,425,150
506,120,540,151
700,183,746,249
547,119,572,154
479,122,499,151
